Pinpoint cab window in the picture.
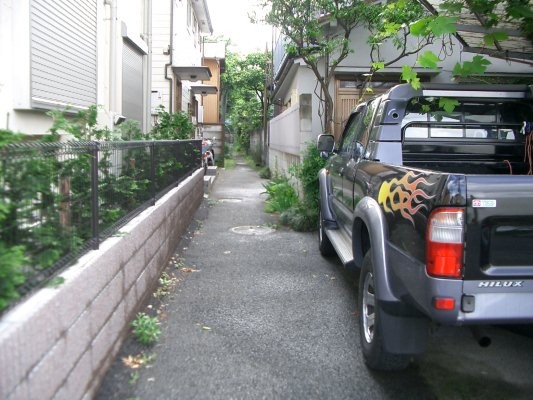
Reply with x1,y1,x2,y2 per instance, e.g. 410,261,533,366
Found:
339,109,365,156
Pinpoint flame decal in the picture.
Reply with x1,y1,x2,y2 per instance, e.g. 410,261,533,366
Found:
378,171,435,225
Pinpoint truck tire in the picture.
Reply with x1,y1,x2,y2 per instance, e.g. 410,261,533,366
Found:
318,209,335,256
358,252,411,371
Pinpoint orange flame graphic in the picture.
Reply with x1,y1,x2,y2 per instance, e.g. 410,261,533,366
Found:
378,171,435,225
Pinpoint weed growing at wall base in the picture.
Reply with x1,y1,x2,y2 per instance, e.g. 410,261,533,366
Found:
131,312,161,346
263,176,299,213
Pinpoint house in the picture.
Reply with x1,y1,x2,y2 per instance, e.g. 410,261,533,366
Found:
151,0,212,128
0,0,224,140
151,0,225,160
0,0,152,135
268,7,533,176
200,41,226,163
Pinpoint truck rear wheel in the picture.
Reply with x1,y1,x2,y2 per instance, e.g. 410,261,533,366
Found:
318,209,335,256
358,252,411,371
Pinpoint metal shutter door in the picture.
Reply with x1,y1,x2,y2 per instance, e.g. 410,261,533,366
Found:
122,42,143,123
30,0,97,109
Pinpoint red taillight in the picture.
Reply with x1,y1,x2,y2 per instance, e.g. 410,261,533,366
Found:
426,208,464,279
433,297,455,310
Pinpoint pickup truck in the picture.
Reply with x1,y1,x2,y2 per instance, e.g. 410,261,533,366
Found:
317,83,533,371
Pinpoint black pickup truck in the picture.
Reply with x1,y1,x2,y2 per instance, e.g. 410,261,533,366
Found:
317,83,533,370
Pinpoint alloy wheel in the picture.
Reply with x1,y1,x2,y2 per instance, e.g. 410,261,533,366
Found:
362,271,376,343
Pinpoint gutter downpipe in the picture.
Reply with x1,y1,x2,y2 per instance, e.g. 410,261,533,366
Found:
164,0,174,111
105,0,118,114
143,0,152,130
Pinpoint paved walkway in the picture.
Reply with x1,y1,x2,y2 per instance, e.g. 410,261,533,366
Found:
95,159,533,400
95,160,368,399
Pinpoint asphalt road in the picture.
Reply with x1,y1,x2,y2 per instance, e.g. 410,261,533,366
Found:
96,159,533,400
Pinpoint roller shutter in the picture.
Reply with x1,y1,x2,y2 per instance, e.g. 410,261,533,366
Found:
30,0,97,110
122,42,143,123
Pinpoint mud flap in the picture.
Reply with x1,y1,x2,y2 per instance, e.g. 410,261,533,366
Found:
379,309,429,355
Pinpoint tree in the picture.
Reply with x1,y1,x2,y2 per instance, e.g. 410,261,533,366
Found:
261,0,533,131
262,0,429,134
222,51,271,155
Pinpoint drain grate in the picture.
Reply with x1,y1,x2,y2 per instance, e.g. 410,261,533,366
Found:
230,225,275,236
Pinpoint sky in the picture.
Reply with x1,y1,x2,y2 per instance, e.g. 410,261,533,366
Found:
206,0,272,54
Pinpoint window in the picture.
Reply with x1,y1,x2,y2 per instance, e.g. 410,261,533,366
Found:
403,98,533,141
339,109,364,156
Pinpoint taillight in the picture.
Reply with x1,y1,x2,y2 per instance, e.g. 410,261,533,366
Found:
426,208,464,278
433,297,455,310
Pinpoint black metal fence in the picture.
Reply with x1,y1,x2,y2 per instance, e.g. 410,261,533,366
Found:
0,139,201,303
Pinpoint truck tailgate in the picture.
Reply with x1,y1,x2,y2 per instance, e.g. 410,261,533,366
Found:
465,175,533,279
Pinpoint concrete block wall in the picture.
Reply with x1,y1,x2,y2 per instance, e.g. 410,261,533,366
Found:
0,169,204,400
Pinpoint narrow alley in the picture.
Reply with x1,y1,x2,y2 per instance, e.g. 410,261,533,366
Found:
96,160,533,400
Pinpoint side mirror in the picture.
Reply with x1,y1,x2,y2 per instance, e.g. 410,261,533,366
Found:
317,134,335,157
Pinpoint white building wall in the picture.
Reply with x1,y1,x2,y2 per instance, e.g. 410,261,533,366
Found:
151,0,172,113
149,0,212,123
172,0,206,115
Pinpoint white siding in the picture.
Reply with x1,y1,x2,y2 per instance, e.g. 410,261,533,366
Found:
151,0,172,113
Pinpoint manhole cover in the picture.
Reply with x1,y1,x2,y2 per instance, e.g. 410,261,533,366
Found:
230,225,275,235
219,198,243,203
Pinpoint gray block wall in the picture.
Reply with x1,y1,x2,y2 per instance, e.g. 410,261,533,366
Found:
0,169,204,400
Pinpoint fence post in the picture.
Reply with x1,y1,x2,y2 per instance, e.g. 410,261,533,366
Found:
90,141,99,250
150,141,156,206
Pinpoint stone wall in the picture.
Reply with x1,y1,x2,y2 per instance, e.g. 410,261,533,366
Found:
0,169,204,400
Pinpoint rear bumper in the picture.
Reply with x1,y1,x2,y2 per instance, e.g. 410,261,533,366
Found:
387,244,533,325
456,280,533,324
426,281,533,325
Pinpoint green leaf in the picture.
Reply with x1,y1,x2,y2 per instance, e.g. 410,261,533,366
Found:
483,31,509,46
409,18,431,36
383,21,401,37
438,1,463,14
438,98,459,114
453,55,492,77
401,65,421,89
427,15,458,36
417,51,439,69
372,62,385,71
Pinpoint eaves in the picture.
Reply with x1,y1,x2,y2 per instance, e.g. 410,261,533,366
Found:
272,55,301,100
192,0,213,35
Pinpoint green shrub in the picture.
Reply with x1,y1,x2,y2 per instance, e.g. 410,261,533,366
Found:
0,106,199,312
290,142,327,209
263,176,299,213
131,312,161,345
150,106,194,140
280,204,318,232
0,242,27,311
273,142,327,232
